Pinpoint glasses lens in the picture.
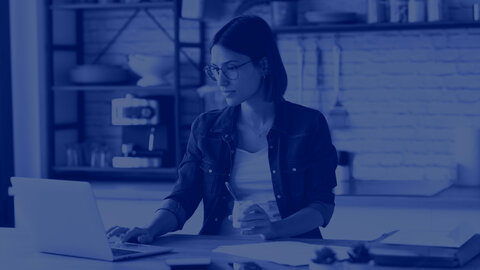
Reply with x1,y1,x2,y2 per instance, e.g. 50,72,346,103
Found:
204,66,217,81
204,64,241,81
223,64,238,80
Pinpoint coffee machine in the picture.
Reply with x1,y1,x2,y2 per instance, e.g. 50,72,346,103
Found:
111,94,174,168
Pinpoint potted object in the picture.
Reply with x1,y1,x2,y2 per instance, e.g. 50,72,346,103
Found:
348,244,372,264
271,0,297,26
310,247,343,270
234,0,298,26
127,54,174,87
310,244,373,270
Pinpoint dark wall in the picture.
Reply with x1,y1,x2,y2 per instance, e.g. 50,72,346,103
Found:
0,0,14,227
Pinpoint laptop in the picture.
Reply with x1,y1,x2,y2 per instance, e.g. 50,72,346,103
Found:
10,177,171,261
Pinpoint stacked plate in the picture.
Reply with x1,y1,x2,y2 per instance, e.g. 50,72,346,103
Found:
304,12,358,24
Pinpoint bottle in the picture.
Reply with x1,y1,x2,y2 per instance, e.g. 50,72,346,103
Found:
335,151,352,194
427,0,443,22
474,3,480,21
390,0,409,23
368,0,387,23
408,0,426,23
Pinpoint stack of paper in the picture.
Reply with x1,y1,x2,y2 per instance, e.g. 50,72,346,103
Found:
213,241,350,266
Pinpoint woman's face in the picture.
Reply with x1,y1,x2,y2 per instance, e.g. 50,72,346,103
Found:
210,45,264,106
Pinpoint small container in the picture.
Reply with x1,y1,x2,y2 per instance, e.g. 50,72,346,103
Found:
271,0,297,26
408,0,426,22
427,0,443,22
335,151,353,195
474,3,480,21
66,143,82,167
368,0,387,23
232,200,254,228
390,0,409,23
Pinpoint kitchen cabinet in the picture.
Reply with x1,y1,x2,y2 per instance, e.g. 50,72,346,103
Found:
46,0,205,181
87,181,480,240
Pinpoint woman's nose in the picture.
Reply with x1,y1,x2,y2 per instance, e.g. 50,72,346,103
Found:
217,71,229,86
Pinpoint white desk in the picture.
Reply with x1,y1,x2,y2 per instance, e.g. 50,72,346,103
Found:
2,228,480,270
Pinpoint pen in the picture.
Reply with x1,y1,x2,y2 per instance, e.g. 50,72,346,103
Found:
370,229,399,243
225,182,239,201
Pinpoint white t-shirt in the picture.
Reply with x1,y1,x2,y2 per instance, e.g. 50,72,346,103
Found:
218,147,281,235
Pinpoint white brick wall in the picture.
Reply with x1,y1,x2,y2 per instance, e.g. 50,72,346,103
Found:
274,1,480,182
77,0,480,182
279,28,480,181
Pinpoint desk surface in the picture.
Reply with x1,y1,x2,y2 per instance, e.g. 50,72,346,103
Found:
2,228,480,270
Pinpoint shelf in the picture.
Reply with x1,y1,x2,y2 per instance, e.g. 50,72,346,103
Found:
53,166,178,179
52,85,175,94
273,21,480,34
50,2,174,10
46,0,204,181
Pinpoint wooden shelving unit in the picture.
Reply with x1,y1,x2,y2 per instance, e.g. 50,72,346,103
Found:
46,0,205,181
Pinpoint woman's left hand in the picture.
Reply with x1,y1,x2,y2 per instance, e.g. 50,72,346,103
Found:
238,204,279,240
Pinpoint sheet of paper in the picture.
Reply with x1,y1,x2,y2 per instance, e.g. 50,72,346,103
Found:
213,241,350,266
322,229,387,242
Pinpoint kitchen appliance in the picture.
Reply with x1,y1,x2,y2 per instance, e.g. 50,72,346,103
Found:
112,94,159,125
111,94,174,168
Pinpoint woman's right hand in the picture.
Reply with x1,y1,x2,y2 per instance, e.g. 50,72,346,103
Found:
106,226,155,244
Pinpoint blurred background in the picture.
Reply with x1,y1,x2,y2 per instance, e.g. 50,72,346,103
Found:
2,0,480,240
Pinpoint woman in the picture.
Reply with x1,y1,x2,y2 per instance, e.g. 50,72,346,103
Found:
108,15,337,243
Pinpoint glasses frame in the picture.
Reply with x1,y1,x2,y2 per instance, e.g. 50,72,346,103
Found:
204,60,253,81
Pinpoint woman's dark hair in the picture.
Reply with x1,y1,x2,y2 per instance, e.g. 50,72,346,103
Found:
209,15,287,102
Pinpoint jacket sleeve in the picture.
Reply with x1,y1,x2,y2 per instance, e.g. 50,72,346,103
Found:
157,116,204,230
306,112,338,227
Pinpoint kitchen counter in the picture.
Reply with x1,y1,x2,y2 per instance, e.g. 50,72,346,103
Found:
90,180,480,209
336,185,480,209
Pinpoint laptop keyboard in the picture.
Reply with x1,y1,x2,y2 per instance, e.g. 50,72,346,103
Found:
111,248,141,257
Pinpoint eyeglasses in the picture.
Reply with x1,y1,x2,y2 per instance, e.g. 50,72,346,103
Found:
204,60,253,81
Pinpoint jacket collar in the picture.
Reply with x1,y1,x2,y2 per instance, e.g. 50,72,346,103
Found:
209,98,289,135
209,104,239,134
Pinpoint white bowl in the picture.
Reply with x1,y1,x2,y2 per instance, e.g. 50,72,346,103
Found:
127,54,174,87
70,64,129,85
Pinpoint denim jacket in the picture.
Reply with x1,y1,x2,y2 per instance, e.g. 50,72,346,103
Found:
159,99,338,238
